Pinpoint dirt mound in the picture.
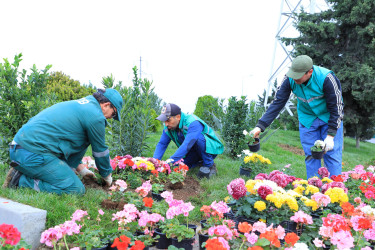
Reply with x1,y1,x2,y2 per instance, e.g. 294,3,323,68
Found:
278,144,305,156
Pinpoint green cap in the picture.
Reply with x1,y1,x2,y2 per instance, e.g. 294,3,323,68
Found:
103,89,123,122
286,55,313,79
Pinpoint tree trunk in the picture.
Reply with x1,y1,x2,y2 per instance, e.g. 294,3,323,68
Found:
356,136,360,148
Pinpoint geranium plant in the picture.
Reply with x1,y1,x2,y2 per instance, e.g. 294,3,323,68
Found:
0,224,31,250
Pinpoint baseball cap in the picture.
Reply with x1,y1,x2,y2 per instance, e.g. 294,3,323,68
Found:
286,55,313,80
156,103,181,122
103,89,123,122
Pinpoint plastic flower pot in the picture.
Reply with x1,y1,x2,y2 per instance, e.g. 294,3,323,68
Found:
311,150,325,159
171,237,194,250
280,221,303,236
248,138,260,152
235,216,257,230
151,191,164,201
154,228,171,249
188,224,197,233
198,233,210,250
239,166,252,177
200,220,207,229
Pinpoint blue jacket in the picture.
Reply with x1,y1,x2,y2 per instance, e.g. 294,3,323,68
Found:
257,68,344,136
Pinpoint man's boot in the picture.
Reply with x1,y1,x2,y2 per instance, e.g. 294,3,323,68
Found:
2,161,22,188
197,163,217,179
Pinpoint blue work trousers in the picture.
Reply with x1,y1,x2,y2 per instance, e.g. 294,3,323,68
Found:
183,133,217,168
299,118,343,179
9,146,85,195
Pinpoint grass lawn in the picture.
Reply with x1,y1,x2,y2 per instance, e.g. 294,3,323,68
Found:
0,129,374,229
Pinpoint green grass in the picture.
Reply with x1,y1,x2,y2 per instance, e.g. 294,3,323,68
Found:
1,129,375,228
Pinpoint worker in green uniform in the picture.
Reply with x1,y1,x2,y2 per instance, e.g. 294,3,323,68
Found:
2,88,122,195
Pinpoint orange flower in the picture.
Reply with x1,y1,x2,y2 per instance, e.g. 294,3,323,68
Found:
259,229,280,248
111,235,131,250
248,246,264,250
143,197,153,208
342,202,355,217
284,232,299,246
151,169,159,177
358,218,372,230
129,240,145,250
205,238,226,250
238,221,252,233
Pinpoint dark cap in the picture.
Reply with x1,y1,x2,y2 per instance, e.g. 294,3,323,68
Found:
156,103,181,122
103,89,123,122
286,55,313,80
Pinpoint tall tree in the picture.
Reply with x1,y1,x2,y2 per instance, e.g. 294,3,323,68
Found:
282,0,375,148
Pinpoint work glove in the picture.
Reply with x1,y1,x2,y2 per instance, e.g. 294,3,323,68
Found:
103,174,113,186
250,127,261,138
78,167,95,178
324,135,334,151
165,159,174,164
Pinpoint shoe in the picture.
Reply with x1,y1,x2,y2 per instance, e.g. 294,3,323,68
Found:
2,168,22,189
197,163,217,179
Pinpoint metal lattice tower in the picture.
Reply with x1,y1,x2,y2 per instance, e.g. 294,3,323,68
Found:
264,0,331,115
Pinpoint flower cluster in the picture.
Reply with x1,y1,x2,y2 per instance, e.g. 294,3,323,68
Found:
0,224,21,246
227,178,247,200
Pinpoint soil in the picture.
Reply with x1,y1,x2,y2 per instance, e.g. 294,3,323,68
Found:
278,143,305,156
84,175,204,210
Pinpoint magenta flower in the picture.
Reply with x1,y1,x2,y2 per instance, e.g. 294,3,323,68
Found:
308,177,323,188
244,232,258,244
318,167,330,178
257,185,273,200
227,178,247,200
208,225,233,240
40,226,64,247
135,180,152,197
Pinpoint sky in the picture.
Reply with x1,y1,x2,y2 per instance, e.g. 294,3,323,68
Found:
0,0,322,113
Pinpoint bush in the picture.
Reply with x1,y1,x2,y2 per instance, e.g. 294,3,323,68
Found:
194,95,224,131
0,53,57,163
222,96,249,158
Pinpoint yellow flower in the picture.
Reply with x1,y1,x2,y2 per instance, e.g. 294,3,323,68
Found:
325,187,348,205
285,196,299,211
259,219,266,223
304,199,318,211
245,179,260,194
322,177,333,183
135,159,155,171
292,180,308,186
293,185,305,195
305,185,319,195
254,201,267,211
224,196,230,203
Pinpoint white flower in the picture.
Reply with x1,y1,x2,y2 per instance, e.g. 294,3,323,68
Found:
165,159,174,164
367,166,375,173
237,154,242,158
293,243,309,250
314,140,325,148
253,180,286,193
242,149,251,156
243,130,249,135
360,205,375,216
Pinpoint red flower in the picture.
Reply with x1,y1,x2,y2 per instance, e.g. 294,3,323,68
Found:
129,240,145,250
205,238,226,250
259,229,280,248
151,169,159,177
111,235,131,250
361,174,368,181
238,222,252,233
227,178,247,200
257,185,273,200
284,232,299,246
358,218,372,230
143,197,153,208
0,224,21,246
341,202,355,217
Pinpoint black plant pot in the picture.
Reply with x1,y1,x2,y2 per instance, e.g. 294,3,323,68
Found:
152,191,164,201
200,219,207,229
154,228,171,249
235,215,258,229
239,166,252,177
188,224,197,233
171,237,194,250
248,138,260,152
280,221,303,236
198,233,210,250
311,150,325,159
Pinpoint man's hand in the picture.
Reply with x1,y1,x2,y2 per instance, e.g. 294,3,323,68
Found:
165,159,174,164
324,135,334,151
78,166,95,178
103,174,113,186
250,127,261,138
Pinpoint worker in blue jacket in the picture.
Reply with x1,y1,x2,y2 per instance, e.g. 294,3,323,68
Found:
250,55,344,179
153,103,224,179
3,88,123,195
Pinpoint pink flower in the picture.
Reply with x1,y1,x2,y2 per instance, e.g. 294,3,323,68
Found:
364,229,375,240
313,238,325,248
112,204,139,225
255,173,268,180
166,201,194,219
318,226,334,238
257,185,273,200
330,230,354,249
60,221,81,235
212,237,230,250
135,180,152,197
252,221,267,234
308,177,323,188
161,191,174,203
138,211,164,227
227,178,247,200
274,225,286,239
290,211,313,225
311,193,331,207
354,197,362,203
40,226,64,247
361,247,372,250
210,201,230,214
354,165,366,174
98,209,104,215
208,225,233,240
110,159,118,170
244,232,258,244
318,167,330,178
115,180,127,190
71,210,88,222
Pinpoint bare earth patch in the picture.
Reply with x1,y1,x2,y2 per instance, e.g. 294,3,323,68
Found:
278,143,305,156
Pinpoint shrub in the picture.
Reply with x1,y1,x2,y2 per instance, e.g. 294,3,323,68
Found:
222,96,249,158
194,95,224,130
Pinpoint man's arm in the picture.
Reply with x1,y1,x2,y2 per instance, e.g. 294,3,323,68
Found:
170,121,204,161
323,73,344,136
153,130,171,160
256,76,292,131
86,119,112,178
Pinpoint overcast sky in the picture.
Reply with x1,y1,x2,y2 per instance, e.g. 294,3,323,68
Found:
0,0,321,113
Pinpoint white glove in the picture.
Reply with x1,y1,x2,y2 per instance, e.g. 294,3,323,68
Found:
78,167,95,178
324,135,334,151
250,127,261,138
103,174,113,186
165,159,174,164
